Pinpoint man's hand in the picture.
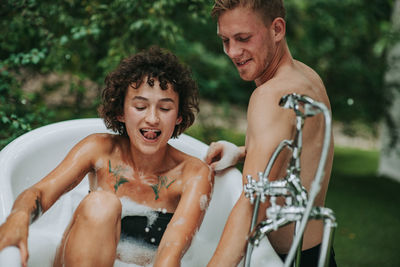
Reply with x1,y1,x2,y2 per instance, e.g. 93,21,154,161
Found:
205,141,243,171
0,212,30,267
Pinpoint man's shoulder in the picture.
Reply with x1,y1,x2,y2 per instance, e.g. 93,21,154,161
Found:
253,62,327,105
250,77,292,106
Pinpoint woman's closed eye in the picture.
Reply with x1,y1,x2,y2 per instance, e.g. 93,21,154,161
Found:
135,106,146,111
159,106,172,112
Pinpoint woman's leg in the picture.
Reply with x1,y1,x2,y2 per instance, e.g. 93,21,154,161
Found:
53,191,122,267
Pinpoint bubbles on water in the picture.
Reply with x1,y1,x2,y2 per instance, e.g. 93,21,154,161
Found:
199,194,209,211
150,238,156,243
207,167,213,182
162,208,167,214
117,237,156,265
119,197,158,226
94,158,104,171
145,227,150,233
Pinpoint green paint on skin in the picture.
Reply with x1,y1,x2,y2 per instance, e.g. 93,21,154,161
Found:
151,176,176,200
108,160,129,192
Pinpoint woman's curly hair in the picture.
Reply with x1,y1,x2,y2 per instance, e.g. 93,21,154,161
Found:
98,46,199,138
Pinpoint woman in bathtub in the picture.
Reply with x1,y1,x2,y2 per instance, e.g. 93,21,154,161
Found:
0,46,213,267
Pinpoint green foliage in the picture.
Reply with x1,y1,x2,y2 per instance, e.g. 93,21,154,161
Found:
186,123,245,147
0,60,53,149
0,0,395,149
175,41,253,103
0,0,215,81
285,0,393,124
328,147,400,266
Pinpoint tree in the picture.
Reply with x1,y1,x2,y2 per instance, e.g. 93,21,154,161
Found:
285,0,392,125
0,0,394,149
378,0,400,182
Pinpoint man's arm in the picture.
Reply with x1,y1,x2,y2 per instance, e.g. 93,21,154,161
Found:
205,141,246,171
208,88,295,266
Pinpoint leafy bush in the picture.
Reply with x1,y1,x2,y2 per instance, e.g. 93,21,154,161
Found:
0,64,53,149
0,0,394,149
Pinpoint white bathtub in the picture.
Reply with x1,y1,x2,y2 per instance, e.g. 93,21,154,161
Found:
0,118,282,267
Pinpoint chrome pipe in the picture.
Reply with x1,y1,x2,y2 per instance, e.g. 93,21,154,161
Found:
244,94,336,267
284,96,332,267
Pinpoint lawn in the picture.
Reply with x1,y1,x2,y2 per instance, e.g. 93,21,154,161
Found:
327,147,400,267
187,126,400,266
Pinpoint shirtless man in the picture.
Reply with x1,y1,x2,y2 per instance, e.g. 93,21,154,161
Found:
0,46,213,267
205,1,336,266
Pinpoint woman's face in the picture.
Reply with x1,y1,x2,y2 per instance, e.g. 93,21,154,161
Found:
119,78,181,155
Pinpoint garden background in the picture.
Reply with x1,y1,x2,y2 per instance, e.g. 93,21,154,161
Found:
1,0,400,266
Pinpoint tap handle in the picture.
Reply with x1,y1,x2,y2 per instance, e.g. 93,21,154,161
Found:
244,175,255,204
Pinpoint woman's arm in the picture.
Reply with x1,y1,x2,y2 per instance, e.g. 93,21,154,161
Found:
0,187,42,267
153,161,214,266
0,134,102,266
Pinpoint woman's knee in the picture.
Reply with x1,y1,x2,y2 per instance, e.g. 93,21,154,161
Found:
76,191,122,224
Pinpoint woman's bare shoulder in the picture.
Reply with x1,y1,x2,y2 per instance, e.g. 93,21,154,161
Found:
179,154,213,193
185,156,210,174
171,147,212,180
78,133,124,154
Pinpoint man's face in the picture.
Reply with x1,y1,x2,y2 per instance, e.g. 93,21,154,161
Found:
217,6,275,84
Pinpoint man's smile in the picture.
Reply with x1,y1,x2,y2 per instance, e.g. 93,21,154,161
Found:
235,58,252,67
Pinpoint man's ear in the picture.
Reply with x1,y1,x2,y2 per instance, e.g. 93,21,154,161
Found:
176,116,182,125
272,17,286,42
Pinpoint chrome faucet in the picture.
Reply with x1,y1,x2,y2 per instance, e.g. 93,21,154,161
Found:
244,93,337,267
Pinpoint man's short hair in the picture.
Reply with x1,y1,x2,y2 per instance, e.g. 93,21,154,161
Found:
211,0,286,25
98,46,199,138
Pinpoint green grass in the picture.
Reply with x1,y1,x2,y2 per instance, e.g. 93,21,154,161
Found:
327,147,400,267
187,129,400,267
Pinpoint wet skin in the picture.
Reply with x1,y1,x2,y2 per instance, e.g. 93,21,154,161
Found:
207,6,334,267
217,6,277,85
0,78,213,267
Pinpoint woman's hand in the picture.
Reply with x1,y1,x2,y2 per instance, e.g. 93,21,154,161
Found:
0,211,30,267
